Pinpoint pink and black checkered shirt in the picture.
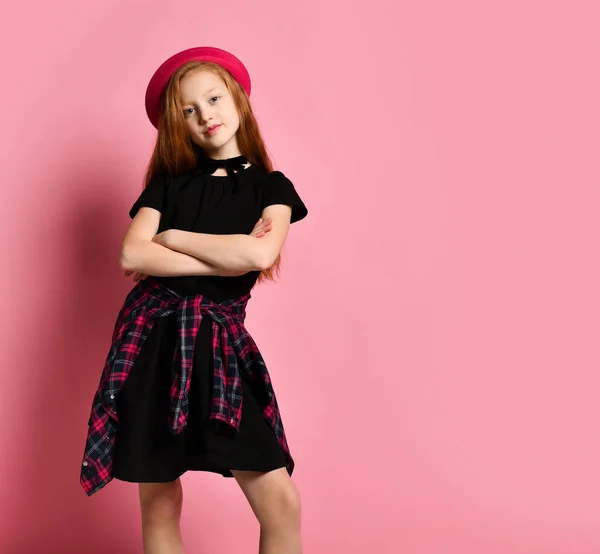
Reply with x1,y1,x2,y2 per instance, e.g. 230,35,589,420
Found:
80,277,294,496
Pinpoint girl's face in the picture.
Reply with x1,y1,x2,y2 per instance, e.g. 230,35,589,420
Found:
179,69,242,159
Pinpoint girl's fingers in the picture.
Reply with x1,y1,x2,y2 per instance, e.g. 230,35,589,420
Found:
125,270,148,281
254,224,271,235
250,218,272,237
256,217,271,227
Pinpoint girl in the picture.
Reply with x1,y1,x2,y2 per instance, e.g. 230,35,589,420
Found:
80,46,308,554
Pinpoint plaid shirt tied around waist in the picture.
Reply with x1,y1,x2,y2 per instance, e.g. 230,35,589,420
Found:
80,277,294,496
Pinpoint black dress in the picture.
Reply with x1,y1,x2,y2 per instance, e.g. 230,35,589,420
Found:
111,160,308,483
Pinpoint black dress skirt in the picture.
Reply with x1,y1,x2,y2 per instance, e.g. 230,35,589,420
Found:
112,161,308,483
112,310,287,482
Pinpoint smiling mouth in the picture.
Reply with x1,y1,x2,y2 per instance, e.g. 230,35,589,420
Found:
205,125,221,135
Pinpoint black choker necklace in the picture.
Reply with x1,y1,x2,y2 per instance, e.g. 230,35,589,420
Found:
185,146,250,194
196,154,249,175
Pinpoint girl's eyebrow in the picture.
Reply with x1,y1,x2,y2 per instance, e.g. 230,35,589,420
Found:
181,88,221,105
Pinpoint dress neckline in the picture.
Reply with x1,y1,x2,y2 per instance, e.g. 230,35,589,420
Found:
192,144,255,177
177,150,259,194
205,163,256,179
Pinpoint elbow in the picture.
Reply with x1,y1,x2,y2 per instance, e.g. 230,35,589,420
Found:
254,258,270,272
254,247,279,271
119,242,137,271
119,257,132,272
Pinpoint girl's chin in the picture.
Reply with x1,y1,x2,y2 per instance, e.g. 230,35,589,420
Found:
200,135,227,147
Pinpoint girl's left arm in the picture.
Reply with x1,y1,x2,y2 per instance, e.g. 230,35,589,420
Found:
161,204,293,272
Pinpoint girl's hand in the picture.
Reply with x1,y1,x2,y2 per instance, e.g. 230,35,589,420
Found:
124,270,148,282
250,217,272,238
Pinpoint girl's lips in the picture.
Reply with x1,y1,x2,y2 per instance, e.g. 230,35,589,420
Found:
206,125,221,136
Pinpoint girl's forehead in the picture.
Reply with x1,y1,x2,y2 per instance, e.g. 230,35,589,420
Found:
181,69,225,90
179,71,227,104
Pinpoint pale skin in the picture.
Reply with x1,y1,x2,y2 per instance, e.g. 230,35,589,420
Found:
124,216,273,282
119,67,303,554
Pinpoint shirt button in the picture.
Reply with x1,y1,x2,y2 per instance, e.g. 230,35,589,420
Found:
82,461,88,466
110,394,115,399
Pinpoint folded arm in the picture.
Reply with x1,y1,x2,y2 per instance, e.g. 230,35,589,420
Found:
120,239,227,277
162,204,293,272
119,207,224,277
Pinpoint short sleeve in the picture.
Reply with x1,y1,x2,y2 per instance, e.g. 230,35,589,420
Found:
262,171,308,224
128,173,168,219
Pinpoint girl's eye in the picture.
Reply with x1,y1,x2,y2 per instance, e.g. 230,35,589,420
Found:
183,97,219,115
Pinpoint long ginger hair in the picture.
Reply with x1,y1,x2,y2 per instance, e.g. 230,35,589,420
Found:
142,61,282,284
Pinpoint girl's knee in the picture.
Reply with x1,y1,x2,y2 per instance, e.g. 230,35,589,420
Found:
138,479,183,525
232,468,301,529
263,480,301,528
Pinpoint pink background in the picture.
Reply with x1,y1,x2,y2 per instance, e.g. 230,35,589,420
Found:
1,1,599,553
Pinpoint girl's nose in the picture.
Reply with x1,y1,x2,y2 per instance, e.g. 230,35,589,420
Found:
197,106,213,123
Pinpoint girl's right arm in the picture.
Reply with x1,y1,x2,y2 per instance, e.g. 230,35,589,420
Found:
120,207,223,277
121,239,227,277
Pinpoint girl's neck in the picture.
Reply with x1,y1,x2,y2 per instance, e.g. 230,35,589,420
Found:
191,140,243,161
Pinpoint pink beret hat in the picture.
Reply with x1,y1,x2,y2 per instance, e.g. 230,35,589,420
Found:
144,46,251,129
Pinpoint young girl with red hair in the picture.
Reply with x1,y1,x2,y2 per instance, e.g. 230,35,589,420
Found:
80,46,308,554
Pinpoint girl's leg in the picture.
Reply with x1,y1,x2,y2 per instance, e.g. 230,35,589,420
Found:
138,478,185,554
231,467,302,554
